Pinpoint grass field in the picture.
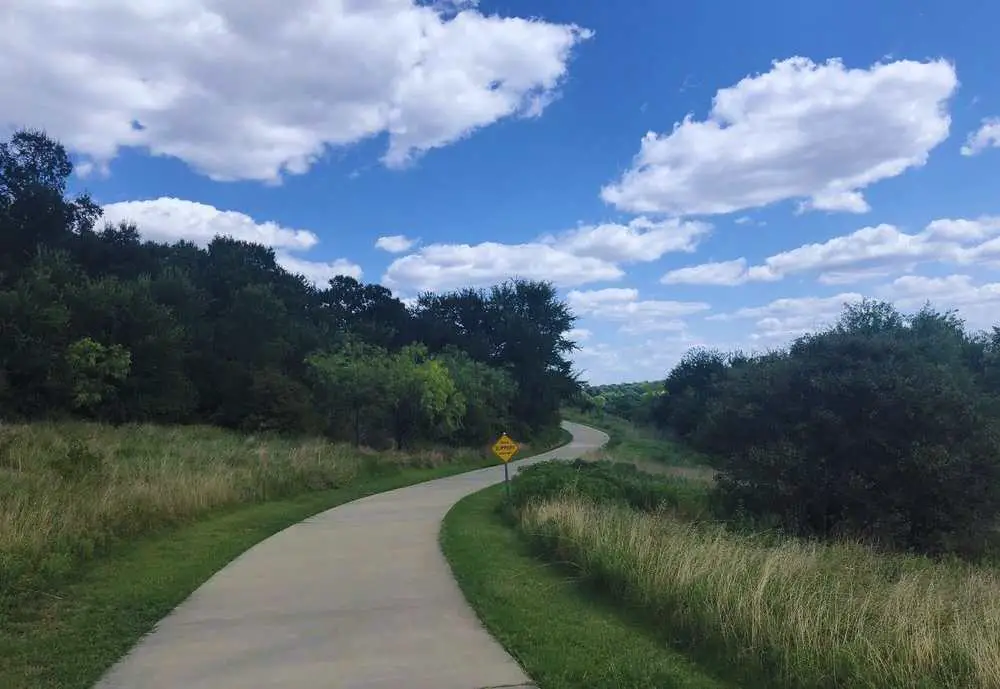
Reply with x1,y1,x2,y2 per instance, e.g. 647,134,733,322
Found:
523,496,1000,689
0,420,566,689
446,416,1000,689
441,484,738,689
561,408,713,477
0,421,491,606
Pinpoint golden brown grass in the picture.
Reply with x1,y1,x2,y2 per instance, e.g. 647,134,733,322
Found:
0,421,484,601
521,497,1000,689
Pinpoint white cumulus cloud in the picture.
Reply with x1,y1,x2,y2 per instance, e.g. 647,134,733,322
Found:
375,235,418,253
102,198,319,250
709,293,865,343
274,253,363,284
662,258,776,286
879,274,1000,330
540,217,711,262
2,0,591,182
380,217,710,293
601,57,958,216
661,217,1000,286
383,241,622,292
960,117,1000,156
566,287,709,334
573,333,710,384
709,271,1000,350
100,197,361,285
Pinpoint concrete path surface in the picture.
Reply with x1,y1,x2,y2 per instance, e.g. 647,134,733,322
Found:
95,421,609,689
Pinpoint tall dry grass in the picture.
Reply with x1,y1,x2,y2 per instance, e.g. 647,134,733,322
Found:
0,421,482,601
521,497,1000,689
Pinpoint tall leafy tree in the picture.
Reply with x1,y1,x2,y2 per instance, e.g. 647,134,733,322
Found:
0,128,580,446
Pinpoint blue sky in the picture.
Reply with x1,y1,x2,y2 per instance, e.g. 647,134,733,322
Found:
5,0,1000,383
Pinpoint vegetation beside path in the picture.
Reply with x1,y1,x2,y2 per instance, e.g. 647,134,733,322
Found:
1,422,568,689
441,484,736,689
442,418,739,689
446,418,1000,689
1,126,586,689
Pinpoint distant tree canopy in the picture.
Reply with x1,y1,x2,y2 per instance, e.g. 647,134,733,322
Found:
653,299,1000,558
0,129,581,447
570,380,662,425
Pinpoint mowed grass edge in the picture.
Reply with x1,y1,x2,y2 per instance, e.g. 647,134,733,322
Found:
440,483,736,689
3,428,571,689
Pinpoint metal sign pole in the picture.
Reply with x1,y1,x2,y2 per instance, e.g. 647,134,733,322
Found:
492,431,519,506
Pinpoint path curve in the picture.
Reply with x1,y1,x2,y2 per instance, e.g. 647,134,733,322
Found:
95,421,609,689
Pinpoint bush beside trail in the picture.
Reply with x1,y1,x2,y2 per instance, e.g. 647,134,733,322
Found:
518,496,1000,689
0,422,491,613
0,128,582,449
648,301,1000,559
511,459,711,519
507,457,1000,689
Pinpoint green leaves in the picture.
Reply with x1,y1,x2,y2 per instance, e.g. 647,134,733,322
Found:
656,300,1000,558
63,338,131,411
0,128,579,447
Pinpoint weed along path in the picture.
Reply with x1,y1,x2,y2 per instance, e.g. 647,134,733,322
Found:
94,421,608,689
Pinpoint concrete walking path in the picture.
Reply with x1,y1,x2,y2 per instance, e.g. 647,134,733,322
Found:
95,421,609,689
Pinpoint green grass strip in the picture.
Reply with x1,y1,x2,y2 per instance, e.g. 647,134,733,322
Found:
2,461,491,689
440,483,735,689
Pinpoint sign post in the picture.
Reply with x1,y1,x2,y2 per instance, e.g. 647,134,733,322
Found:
491,432,520,503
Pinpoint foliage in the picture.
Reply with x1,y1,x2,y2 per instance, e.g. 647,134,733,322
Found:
519,497,1000,689
437,346,517,444
63,338,131,412
655,348,729,439
0,421,493,613
569,379,662,425
512,460,710,518
442,486,733,689
306,339,391,445
652,298,1000,557
0,128,580,446
383,344,466,448
1,434,497,689
414,280,579,437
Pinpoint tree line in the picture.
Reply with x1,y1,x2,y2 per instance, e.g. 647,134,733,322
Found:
0,129,580,447
588,301,1000,558
576,380,662,426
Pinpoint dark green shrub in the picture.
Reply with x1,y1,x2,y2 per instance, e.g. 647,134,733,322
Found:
511,459,710,519
696,304,1000,557
48,440,105,481
655,348,729,440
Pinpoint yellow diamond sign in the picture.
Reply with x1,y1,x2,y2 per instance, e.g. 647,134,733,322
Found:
492,433,519,463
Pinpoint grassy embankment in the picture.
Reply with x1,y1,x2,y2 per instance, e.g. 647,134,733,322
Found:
444,416,1000,689
561,407,714,480
1,421,568,689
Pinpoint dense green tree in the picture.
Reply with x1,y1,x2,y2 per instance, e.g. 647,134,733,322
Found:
306,340,391,446
0,130,100,280
655,348,729,438
384,344,466,449
415,280,580,436
320,276,411,349
656,300,1000,557
0,128,580,447
579,380,663,425
62,337,131,413
436,347,517,444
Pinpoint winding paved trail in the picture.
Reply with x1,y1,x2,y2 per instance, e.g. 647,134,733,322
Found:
95,421,608,689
